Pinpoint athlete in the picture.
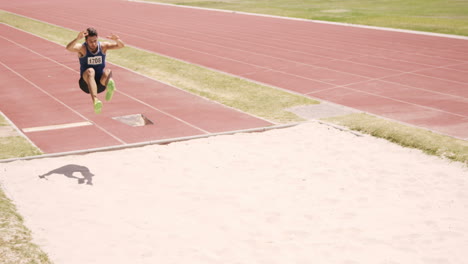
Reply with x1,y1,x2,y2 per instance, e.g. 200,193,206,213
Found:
66,28,125,114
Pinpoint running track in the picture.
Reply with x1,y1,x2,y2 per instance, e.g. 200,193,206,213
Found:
2,0,468,141
0,24,271,154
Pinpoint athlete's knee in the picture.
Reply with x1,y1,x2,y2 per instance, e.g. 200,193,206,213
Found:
84,68,96,78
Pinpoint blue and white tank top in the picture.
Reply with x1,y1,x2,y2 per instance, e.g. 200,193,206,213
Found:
79,42,106,76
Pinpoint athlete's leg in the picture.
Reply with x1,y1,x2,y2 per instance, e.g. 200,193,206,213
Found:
101,68,116,101
83,68,98,102
83,68,102,113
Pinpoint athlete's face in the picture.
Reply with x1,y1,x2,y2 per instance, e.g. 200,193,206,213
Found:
86,36,99,53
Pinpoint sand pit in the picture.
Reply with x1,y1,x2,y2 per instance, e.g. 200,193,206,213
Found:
1,121,467,264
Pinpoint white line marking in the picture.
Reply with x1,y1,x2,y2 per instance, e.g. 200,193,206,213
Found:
23,121,93,133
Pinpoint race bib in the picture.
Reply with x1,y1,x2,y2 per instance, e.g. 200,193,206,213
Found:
88,56,102,65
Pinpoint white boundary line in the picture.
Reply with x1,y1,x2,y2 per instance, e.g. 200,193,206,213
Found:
128,0,468,40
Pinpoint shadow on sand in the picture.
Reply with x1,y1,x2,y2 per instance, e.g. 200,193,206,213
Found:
38,164,94,185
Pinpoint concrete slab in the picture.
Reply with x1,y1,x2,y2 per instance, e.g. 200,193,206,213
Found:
288,102,361,120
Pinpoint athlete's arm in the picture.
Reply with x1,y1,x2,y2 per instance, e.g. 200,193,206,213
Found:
102,33,125,51
66,30,87,53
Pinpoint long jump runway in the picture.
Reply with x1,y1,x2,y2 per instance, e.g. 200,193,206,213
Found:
0,24,271,154
2,0,468,140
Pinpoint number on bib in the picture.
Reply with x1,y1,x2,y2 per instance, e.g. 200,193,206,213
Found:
88,56,102,65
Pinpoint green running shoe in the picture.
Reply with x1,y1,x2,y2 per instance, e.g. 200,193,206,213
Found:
94,100,103,114
106,79,116,101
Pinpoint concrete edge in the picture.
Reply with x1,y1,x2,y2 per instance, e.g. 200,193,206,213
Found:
0,123,298,163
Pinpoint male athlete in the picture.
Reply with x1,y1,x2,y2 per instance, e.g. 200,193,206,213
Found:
66,28,125,114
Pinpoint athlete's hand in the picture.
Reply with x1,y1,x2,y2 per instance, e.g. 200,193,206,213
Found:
107,33,120,41
77,30,88,40
104,33,125,50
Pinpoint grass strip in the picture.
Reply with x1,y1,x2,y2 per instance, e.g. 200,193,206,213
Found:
0,114,42,160
0,137,42,160
323,113,468,165
0,115,7,126
145,0,468,36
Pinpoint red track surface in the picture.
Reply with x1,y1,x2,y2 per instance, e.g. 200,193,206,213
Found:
2,0,468,141
0,24,271,154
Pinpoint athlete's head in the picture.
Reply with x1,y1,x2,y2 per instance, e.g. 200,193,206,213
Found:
85,27,99,52
85,27,98,39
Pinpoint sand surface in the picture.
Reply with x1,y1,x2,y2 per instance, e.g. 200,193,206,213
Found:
1,121,467,264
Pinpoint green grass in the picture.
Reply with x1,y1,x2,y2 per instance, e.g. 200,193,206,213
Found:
147,0,468,36
323,113,468,164
0,115,7,126
0,114,42,160
0,137,42,160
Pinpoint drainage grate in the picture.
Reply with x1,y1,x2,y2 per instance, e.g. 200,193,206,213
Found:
112,114,154,127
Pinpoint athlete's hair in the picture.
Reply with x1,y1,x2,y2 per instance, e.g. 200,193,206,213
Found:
85,27,98,39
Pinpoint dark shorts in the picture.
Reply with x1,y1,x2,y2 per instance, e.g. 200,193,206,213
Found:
79,74,106,94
